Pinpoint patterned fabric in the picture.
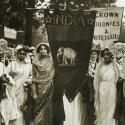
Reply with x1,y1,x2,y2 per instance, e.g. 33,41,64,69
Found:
32,43,54,125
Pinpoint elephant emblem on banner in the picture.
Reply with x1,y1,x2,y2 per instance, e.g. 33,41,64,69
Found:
57,47,77,66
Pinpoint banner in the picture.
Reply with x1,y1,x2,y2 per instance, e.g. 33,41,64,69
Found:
4,26,17,40
44,10,96,101
93,7,124,48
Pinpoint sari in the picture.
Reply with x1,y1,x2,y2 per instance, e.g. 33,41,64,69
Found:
32,44,54,125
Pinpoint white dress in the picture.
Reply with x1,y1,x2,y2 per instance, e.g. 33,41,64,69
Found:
7,61,32,125
95,63,116,125
63,92,85,125
0,62,19,125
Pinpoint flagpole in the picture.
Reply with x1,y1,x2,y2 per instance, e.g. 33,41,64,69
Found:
25,0,35,46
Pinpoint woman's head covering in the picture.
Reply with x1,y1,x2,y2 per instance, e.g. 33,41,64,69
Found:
15,45,30,63
0,39,8,53
0,39,8,47
36,42,50,54
100,47,114,58
33,42,52,65
15,45,29,54
32,42,54,83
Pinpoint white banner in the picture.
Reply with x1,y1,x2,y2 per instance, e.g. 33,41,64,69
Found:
4,26,17,39
93,7,124,48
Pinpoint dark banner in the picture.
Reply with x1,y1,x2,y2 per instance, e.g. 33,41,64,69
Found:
44,10,96,101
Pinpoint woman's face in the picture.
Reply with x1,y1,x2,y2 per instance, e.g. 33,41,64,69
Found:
103,50,112,64
90,51,97,61
17,50,26,61
39,45,48,56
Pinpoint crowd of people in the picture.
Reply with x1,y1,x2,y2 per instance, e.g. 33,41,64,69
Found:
0,38,125,125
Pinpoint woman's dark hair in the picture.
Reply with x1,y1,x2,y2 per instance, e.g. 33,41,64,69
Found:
101,48,113,59
36,44,50,53
91,50,99,63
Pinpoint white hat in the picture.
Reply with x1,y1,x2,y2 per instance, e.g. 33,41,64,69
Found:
29,46,35,50
15,45,23,50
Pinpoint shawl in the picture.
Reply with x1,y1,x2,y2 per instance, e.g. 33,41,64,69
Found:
32,43,54,84
32,57,54,84
32,43,54,118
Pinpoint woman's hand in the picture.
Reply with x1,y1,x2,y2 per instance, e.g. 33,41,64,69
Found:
9,71,17,78
24,81,32,92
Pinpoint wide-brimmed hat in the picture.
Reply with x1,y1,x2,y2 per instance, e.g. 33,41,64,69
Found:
113,40,125,44
113,40,125,51
15,45,29,53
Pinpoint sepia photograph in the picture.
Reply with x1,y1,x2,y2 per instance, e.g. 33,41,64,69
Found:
0,0,125,125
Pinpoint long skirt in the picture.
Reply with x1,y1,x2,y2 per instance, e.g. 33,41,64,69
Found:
10,110,25,125
33,86,53,125
114,79,125,125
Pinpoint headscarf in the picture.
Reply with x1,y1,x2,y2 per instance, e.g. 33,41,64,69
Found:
33,43,50,65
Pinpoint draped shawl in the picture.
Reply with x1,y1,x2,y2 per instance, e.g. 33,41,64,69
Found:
32,43,54,116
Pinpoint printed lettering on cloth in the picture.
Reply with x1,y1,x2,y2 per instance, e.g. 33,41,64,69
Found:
44,10,96,101
92,7,124,48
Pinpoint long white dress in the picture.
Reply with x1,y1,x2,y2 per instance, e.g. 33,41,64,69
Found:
7,61,32,125
94,63,117,125
63,92,85,125
0,62,19,125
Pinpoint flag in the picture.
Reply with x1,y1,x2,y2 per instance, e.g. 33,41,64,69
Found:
44,10,96,101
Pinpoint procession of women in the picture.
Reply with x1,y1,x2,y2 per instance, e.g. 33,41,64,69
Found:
0,38,125,125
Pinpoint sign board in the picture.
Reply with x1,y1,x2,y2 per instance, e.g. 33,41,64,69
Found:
4,26,17,40
93,7,124,48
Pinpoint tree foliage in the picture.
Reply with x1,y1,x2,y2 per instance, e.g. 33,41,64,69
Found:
0,0,28,30
0,0,116,30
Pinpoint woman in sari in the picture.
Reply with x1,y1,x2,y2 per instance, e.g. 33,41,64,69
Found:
32,43,54,125
7,46,32,125
94,48,123,125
